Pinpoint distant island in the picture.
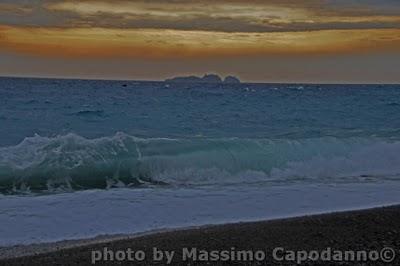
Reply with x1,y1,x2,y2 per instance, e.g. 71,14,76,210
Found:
165,74,241,84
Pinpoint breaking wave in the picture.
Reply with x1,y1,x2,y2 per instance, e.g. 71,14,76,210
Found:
1,133,400,194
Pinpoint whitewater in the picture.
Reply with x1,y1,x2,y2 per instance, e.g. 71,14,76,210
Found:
1,77,400,246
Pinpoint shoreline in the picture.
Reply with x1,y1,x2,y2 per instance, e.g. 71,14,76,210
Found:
2,204,400,265
0,203,396,259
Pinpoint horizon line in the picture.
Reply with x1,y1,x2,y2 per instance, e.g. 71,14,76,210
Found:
0,74,399,86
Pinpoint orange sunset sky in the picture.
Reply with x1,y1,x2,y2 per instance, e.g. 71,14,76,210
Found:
0,0,400,83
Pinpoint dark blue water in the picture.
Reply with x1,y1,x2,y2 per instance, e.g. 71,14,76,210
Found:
1,77,400,193
1,77,400,145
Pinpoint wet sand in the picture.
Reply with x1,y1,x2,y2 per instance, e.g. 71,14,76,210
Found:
2,205,400,265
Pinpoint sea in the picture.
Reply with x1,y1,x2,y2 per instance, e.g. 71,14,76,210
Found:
1,77,400,246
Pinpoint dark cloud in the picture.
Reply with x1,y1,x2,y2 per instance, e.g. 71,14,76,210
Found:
62,14,400,33
0,1,72,27
325,0,400,16
0,0,399,32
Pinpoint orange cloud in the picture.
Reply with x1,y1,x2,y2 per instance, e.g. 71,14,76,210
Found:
1,25,400,59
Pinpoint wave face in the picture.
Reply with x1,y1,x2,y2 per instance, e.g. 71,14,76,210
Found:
1,133,400,194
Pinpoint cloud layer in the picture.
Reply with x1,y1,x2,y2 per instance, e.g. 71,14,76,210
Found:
1,0,400,32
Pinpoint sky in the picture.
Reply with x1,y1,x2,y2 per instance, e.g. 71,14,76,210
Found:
0,0,400,83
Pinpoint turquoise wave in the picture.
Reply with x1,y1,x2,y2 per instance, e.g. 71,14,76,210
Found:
1,133,400,194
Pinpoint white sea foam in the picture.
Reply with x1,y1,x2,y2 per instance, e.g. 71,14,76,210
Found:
0,182,399,247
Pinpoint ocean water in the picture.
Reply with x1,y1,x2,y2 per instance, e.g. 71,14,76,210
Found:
1,77,400,246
